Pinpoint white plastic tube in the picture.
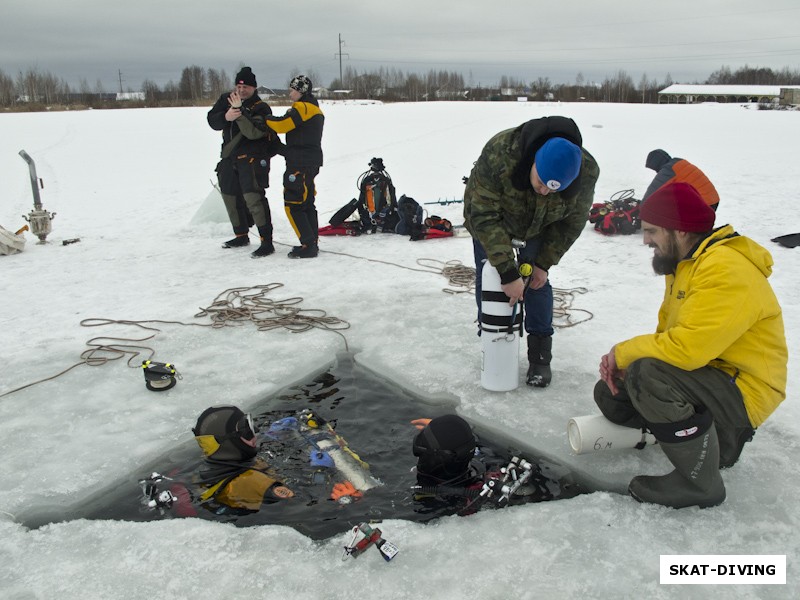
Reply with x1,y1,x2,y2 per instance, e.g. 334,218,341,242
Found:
567,415,657,454
480,260,520,392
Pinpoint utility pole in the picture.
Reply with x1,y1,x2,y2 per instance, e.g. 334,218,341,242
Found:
334,34,349,86
118,69,124,93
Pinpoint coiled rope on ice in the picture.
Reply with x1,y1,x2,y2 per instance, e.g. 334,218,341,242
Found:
0,284,349,398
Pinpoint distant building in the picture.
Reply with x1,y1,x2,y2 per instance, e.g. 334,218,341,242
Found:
257,87,287,100
779,87,800,106
116,92,145,101
658,84,800,104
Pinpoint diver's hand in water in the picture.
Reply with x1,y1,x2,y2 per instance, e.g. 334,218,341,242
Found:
331,481,362,503
410,418,431,430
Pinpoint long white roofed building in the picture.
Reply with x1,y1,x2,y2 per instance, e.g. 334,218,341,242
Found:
658,84,800,105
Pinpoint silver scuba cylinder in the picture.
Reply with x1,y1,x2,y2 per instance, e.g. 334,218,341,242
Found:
480,260,521,391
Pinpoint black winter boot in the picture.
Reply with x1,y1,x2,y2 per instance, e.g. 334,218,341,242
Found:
288,243,319,259
222,234,250,248
629,411,726,509
251,238,275,258
526,335,552,387
718,426,755,469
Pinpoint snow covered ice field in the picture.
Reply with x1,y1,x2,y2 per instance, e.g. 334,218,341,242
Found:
0,100,798,599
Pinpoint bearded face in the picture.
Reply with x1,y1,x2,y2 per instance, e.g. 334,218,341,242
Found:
649,229,681,275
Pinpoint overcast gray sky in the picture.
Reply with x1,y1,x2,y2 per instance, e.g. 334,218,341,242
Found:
2,0,799,91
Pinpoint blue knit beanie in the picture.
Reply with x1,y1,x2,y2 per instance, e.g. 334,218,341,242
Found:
534,137,582,191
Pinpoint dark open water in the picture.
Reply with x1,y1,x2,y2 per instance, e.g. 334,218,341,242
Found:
23,354,587,540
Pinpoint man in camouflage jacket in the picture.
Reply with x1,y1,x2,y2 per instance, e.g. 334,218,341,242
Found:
464,116,600,387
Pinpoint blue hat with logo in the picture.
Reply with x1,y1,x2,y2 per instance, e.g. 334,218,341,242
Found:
534,137,582,192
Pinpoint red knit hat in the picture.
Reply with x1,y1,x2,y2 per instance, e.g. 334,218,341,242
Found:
639,182,716,232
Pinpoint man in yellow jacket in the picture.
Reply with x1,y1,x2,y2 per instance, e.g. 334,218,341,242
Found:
594,182,787,509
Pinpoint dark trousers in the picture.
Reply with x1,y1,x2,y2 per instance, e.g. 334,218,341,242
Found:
217,157,272,236
473,238,554,336
594,358,754,464
283,166,319,246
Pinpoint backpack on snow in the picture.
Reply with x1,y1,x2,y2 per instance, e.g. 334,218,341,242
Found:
329,158,399,234
395,195,426,240
323,158,454,241
588,189,642,235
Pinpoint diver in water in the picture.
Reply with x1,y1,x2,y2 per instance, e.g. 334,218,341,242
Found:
191,405,296,515
140,405,373,519
141,405,295,518
411,415,564,515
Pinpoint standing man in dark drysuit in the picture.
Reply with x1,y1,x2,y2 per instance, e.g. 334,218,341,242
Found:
207,66,282,258
261,75,324,259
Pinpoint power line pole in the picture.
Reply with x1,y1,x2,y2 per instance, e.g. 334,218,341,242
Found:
118,69,124,93
334,33,349,86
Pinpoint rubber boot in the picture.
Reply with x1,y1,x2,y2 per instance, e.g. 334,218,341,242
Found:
526,335,552,387
629,412,726,509
718,426,755,469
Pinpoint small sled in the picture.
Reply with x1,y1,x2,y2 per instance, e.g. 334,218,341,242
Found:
771,233,800,249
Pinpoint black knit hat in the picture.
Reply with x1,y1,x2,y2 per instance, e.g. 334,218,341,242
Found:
235,66,257,87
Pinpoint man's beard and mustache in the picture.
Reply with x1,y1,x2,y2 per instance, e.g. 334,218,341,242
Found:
651,232,681,275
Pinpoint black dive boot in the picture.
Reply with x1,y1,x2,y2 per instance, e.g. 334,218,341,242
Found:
629,410,726,509
222,234,250,248
526,335,552,387
251,225,275,258
288,243,319,259
251,238,275,258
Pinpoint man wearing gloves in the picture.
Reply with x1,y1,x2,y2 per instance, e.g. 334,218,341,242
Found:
595,182,787,508
207,66,282,258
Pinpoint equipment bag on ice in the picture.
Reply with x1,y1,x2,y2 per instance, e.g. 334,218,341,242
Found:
322,157,455,241
328,157,398,234
588,189,642,235
395,195,425,240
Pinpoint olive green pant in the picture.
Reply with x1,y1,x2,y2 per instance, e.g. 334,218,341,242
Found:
594,358,753,466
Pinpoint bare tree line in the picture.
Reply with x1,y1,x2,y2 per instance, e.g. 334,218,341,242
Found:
2,64,800,110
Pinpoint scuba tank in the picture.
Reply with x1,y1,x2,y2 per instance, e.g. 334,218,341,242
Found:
299,410,382,493
480,260,520,391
